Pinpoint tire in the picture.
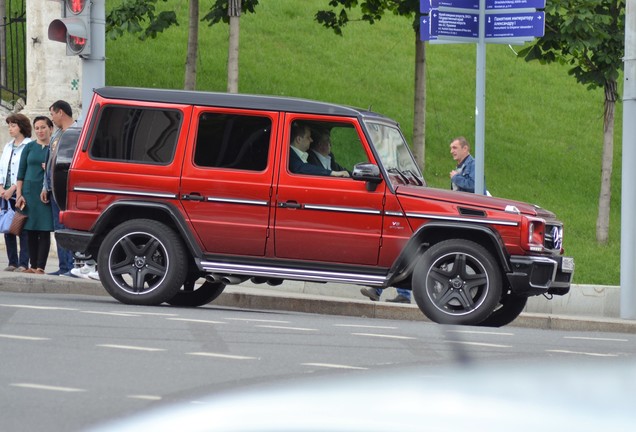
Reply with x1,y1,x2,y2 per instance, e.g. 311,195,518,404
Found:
478,290,527,327
97,219,187,305
412,239,502,325
167,281,226,307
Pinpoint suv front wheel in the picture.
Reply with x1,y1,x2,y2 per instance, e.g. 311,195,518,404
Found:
412,239,502,325
98,219,187,305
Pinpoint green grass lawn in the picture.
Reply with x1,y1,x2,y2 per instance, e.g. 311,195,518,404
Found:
106,0,623,285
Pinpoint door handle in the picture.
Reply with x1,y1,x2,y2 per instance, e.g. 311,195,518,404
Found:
182,193,205,201
279,201,301,209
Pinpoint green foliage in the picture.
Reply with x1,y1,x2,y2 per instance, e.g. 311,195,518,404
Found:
202,0,260,25
315,0,419,35
518,0,625,94
105,0,623,285
106,0,178,40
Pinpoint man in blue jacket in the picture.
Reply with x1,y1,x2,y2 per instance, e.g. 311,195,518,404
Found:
449,136,475,193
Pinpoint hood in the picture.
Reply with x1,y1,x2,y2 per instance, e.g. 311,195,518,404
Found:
395,186,556,219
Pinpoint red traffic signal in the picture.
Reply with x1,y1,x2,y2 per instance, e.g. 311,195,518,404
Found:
48,0,91,56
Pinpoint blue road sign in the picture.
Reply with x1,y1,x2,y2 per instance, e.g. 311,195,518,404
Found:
420,15,434,41
486,0,546,9
430,10,479,38
485,11,545,38
421,0,479,14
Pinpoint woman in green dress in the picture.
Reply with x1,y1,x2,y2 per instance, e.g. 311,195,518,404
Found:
16,116,55,274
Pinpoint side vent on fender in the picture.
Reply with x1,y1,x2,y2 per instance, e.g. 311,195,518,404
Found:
458,207,486,217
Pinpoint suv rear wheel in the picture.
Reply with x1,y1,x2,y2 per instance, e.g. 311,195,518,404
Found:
98,219,187,305
412,239,502,325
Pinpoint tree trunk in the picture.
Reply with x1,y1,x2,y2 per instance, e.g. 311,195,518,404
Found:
227,0,241,94
412,35,426,170
184,0,199,90
596,79,617,244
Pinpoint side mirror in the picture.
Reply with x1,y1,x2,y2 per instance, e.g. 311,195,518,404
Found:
352,163,383,192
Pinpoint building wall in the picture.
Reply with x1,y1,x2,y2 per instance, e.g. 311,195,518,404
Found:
0,0,82,145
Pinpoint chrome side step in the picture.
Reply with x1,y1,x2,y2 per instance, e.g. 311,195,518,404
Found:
198,260,388,287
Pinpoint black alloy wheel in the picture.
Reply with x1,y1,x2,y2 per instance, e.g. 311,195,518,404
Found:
98,219,187,305
412,239,502,325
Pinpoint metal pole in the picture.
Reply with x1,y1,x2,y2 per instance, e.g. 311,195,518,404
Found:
474,0,486,195
621,0,636,319
79,0,105,124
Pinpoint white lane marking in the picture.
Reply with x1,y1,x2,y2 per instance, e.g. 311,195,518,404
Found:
564,336,629,342
302,363,368,370
446,329,514,336
447,340,512,348
167,318,226,324
0,334,50,341
11,383,86,392
0,304,77,311
255,325,318,332
187,352,259,360
352,333,417,340
226,318,290,324
97,344,166,352
112,311,179,317
81,311,139,317
127,395,162,401
334,324,398,329
546,349,619,357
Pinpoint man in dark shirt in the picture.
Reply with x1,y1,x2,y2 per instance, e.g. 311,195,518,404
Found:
289,123,349,177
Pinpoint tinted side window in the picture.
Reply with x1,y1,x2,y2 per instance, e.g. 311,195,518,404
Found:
194,113,271,171
90,106,181,164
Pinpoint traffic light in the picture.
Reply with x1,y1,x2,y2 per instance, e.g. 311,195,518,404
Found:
48,0,92,56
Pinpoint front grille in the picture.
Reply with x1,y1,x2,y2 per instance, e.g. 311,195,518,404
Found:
544,224,563,251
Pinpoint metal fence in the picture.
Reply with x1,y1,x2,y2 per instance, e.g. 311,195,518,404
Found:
1,0,26,111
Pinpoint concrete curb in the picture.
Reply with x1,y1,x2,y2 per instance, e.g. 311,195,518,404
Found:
2,275,635,333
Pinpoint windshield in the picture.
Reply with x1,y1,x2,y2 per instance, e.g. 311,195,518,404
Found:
364,121,424,186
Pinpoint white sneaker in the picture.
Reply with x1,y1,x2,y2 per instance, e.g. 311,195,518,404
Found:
87,270,100,280
70,264,96,279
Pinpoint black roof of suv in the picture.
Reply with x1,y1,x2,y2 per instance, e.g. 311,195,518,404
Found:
94,87,394,123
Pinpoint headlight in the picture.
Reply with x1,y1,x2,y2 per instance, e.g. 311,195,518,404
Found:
526,219,545,252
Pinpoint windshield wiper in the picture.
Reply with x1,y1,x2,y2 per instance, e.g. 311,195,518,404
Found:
387,168,409,184
404,169,424,186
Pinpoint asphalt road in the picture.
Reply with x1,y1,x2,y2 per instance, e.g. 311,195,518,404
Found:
2,291,635,431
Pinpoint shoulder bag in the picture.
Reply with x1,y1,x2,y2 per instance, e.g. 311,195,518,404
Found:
0,199,15,234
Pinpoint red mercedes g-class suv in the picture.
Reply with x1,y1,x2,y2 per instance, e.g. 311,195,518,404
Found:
53,87,573,326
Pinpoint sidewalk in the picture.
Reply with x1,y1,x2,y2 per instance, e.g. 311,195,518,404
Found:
0,241,634,333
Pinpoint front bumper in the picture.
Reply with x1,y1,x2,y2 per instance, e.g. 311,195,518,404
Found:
507,255,574,297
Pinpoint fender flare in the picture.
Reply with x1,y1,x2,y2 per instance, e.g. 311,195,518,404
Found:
88,200,203,258
386,221,511,285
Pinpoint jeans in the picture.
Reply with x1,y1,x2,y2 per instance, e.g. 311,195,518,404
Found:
51,197,74,273
5,230,29,268
4,198,29,268
373,287,411,300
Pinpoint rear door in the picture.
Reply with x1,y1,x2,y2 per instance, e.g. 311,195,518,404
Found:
273,114,385,266
180,107,279,256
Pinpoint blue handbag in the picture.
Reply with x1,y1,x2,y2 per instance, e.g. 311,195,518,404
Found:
0,199,15,234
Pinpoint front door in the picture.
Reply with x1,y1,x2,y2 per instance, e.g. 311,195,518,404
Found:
273,115,385,266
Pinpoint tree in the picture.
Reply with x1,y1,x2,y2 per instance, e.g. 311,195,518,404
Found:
184,0,199,90
106,0,260,91
518,1,625,244
315,0,427,169
203,0,261,93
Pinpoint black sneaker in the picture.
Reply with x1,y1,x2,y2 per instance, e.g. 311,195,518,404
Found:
360,288,380,301
386,295,411,304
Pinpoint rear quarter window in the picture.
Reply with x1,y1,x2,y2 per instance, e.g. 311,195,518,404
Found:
194,112,271,171
89,106,181,164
